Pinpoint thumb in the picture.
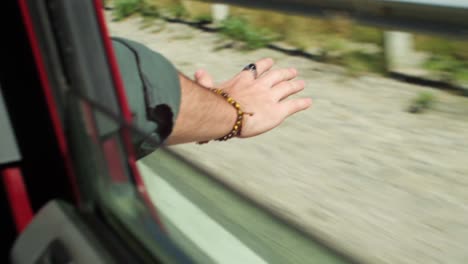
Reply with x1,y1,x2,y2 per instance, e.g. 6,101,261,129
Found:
194,69,214,88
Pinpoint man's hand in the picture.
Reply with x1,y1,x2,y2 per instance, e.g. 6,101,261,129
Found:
194,58,312,138
166,58,311,145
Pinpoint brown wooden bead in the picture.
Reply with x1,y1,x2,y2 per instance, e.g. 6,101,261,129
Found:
202,88,250,143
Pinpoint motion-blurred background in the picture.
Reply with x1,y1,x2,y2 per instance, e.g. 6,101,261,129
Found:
108,1,468,263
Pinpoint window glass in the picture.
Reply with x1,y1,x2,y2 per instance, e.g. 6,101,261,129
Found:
66,93,192,263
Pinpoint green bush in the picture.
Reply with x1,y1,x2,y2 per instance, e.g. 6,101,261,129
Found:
408,92,436,113
454,68,468,84
167,3,189,19
324,50,385,76
114,0,144,20
424,55,468,84
220,17,279,50
193,13,213,23
346,51,385,75
415,36,468,60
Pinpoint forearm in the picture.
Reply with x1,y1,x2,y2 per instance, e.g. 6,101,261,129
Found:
166,58,311,145
166,73,236,145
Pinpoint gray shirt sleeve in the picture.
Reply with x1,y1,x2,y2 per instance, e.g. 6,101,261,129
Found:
112,38,181,158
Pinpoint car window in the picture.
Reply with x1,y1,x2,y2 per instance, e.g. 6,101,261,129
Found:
22,0,193,262
106,0,468,263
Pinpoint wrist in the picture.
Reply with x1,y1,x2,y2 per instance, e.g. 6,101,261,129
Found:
166,74,242,145
198,88,252,144
207,89,238,138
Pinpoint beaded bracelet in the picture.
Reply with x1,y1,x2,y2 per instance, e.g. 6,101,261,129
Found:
198,88,253,144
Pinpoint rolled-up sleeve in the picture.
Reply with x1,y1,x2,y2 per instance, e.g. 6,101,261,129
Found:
112,37,180,158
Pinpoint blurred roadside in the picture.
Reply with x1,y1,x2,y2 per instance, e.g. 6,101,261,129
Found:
107,2,468,264
109,0,468,91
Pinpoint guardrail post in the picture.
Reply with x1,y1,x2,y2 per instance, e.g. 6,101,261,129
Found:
212,4,230,23
384,31,415,71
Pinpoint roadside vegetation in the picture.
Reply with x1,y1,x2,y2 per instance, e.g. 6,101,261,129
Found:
219,17,279,50
111,0,468,83
423,55,468,85
408,92,436,113
113,0,145,20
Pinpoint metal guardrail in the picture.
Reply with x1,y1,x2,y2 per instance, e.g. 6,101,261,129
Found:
203,0,468,37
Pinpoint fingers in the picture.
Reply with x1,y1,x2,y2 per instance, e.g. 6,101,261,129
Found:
281,98,312,118
273,80,305,101
238,58,274,80
194,69,214,87
261,68,298,86
254,58,274,76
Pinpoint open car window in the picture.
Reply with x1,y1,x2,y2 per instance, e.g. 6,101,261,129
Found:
15,0,356,262
11,0,468,263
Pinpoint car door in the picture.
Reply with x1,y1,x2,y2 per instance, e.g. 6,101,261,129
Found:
2,0,189,263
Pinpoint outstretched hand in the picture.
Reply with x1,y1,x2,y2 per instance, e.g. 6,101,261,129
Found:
193,58,312,138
